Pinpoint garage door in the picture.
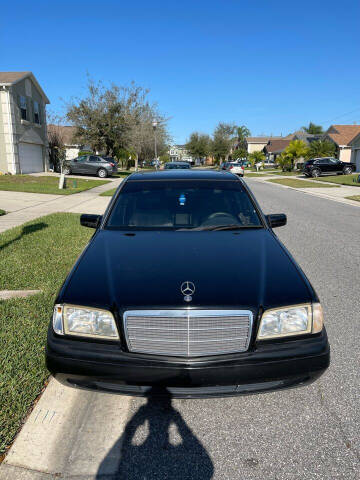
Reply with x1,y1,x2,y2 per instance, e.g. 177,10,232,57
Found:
356,150,360,172
19,143,44,173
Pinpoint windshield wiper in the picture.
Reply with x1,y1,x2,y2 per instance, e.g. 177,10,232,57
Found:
177,224,262,231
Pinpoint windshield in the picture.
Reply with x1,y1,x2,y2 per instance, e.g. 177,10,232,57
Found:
105,180,262,230
165,163,190,169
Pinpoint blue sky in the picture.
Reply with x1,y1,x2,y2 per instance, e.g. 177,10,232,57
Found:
1,0,360,143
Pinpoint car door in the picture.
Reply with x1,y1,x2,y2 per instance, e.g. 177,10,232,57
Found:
73,155,88,174
87,155,102,174
328,158,342,173
70,156,83,173
316,158,331,174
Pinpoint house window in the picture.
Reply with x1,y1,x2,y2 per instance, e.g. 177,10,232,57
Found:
20,96,27,120
33,101,41,124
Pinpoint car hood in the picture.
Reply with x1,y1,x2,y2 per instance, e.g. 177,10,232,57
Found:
59,229,314,311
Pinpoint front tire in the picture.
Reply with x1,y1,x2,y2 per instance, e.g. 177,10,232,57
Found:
343,166,352,175
311,168,321,178
63,167,71,175
97,168,108,178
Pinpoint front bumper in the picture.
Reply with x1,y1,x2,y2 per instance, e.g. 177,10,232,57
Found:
46,327,330,398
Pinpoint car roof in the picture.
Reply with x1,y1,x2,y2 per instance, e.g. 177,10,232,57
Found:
127,169,238,181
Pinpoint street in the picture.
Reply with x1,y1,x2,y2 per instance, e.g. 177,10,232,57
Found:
105,179,359,480
1,179,359,480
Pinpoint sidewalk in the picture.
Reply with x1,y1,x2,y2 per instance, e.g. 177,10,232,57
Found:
247,173,360,208
0,178,122,233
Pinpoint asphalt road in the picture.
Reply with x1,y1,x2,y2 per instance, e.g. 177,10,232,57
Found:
98,180,359,480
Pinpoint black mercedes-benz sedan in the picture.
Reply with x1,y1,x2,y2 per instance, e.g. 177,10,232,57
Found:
46,170,330,398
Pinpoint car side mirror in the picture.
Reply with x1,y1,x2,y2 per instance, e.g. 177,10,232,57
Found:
266,213,287,228
80,214,102,229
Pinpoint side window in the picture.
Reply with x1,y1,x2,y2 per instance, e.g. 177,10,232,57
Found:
328,158,338,164
19,96,27,120
317,159,328,165
77,156,87,162
33,101,41,124
89,156,99,162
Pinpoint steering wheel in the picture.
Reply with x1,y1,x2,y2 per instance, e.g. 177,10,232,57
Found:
201,212,239,226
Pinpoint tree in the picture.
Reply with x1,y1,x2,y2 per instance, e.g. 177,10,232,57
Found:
47,113,67,175
306,139,336,159
186,132,211,161
277,153,293,172
235,125,251,150
211,122,236,162
249,150,265,167
231,148,248,160
66,79,149,156
129,104,169,170
66,78,170,170
302,122,324,134
279,140,309,170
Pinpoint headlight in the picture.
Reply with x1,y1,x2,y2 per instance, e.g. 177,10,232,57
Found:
53,304,119,339
257,303,324,339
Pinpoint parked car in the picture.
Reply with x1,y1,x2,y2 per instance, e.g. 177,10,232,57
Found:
226,162,245,177
46,169,329,398
64,155,118,178
239,159,250,168
164,161,191,169
303,157,355,178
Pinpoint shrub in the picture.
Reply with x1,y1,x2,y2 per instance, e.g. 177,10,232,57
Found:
78,150,93,157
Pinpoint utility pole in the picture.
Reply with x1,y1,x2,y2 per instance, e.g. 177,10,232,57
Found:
152,119,158,169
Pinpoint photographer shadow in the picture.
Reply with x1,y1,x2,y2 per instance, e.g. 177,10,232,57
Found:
97,388,214,479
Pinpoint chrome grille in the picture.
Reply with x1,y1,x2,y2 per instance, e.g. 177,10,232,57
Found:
123,310,253,357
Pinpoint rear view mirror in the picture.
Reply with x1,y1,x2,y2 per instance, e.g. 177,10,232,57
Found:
266,213,287,228
80,214,102,229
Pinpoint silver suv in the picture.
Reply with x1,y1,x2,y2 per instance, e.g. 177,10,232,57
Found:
64,155,118,178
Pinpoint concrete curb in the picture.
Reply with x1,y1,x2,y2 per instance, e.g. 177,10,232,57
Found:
1,379,131,479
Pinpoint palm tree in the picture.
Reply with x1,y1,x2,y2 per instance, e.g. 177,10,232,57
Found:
302,122,323,135
249,150,265,167
306,140,336,159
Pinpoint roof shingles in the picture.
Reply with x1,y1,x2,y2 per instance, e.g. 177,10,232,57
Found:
326,125,360,146
0,72,30,84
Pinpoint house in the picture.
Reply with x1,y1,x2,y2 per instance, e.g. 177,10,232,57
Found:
0,71,50,174
245,136,283,154
263,139,292,162
350,133,360,172
47,124,90,160
169,145,194,164
292,132,323,144
324,125,360,163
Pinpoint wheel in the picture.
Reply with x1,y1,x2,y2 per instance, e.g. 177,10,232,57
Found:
311,168,321,178
63,167,71,175
343,166,352,175
97,168,108,178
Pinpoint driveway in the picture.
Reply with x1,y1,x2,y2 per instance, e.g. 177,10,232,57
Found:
0,178,121,233
1,179,359,479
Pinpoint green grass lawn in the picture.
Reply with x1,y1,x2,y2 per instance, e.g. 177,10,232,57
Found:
111,171,132,178
345,195,360,202
270,171,304,176
0,175,109,195
268,178,340,188
0,213,92,455
100,188,117,197
245,173,271,177
312,174,360,187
